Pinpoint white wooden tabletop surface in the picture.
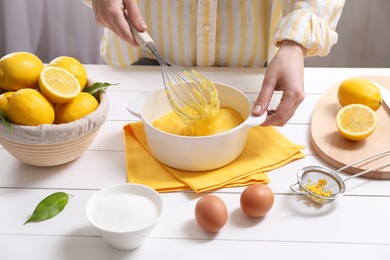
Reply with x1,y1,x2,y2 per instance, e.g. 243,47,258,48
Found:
1,65,390,260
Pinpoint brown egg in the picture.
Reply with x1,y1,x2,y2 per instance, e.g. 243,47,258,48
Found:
195,195,228,232
240,184,274,218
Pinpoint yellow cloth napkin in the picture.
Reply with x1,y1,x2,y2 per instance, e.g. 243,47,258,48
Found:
124,122,305,193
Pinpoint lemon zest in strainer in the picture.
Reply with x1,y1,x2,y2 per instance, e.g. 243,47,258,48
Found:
305,179,332,197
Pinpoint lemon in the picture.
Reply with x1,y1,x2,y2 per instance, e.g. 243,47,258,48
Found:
54,92,98,124
338,78,382,111
7,89,55,126
336,104,377,141
48,56,87,90
39,66,81,104
0,91,15,113
0,52,44,91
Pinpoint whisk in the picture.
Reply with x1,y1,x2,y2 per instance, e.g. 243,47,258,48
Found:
128,21,219,121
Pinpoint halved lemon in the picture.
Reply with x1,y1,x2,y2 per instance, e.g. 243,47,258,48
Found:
48,56,87,90
336,104,377,141
39,66,81,104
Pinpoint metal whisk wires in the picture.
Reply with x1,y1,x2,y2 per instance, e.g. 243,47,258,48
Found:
147,45,219,120
129,22,219,121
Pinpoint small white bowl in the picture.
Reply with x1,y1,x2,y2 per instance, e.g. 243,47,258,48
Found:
85,183,164,250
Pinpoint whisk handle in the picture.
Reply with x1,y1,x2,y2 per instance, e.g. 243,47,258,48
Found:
128,23,154,49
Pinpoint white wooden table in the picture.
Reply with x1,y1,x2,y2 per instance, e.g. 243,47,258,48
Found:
1,66,390,260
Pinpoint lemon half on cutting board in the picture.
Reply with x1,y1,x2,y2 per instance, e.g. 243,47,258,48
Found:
336,104,378,141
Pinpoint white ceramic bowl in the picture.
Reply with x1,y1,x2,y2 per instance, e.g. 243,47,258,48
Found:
0,91,108,166
85,183,164,250
127,82,266,171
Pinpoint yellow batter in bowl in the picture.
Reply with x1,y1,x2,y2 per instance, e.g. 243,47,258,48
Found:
153,107,243,136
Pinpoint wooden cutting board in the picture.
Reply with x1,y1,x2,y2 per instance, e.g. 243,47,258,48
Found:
311,75,390,179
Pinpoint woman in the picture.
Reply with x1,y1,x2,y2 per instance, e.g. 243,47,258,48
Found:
84,0,344,126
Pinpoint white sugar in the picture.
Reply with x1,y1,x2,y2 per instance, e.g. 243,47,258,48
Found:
92,193,159,232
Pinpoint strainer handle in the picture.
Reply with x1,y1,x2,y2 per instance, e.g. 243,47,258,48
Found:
335,150,390,174
290,182,306,194
343,161,390,182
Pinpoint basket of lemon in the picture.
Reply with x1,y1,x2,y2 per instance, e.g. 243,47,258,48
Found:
0,52,110,166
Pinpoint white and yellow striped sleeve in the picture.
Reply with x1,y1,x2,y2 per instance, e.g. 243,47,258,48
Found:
273,0,345,57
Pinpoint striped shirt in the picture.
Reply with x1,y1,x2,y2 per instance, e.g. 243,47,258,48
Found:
84,0,344,67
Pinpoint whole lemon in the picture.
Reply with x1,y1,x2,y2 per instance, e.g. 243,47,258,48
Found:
48,56,87,90
337,78,382,111
54,92,98,124
0,52,44,91
0,91,15,113
7,89,55,126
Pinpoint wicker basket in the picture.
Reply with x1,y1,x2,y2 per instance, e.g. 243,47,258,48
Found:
0,91,109,166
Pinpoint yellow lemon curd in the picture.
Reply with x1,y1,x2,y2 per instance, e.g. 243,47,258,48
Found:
153,107,244,136
305,179,332,197
168,70,220,122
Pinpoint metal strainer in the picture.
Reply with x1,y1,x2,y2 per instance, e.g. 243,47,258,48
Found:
290,150,390,204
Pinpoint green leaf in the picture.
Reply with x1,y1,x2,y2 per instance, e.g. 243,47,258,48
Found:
24,192,72,225
0,110,12,132
83,82,119,96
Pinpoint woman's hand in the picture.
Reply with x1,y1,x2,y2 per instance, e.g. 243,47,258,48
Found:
91,0,147,46
252,40,307,126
